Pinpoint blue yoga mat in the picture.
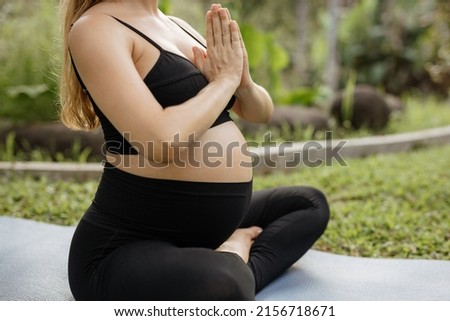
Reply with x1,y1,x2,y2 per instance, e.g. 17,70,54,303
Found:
1,216,449,301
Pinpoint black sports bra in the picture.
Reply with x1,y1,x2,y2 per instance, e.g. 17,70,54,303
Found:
72,16,235,155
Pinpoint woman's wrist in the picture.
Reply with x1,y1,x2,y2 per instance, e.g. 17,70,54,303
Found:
210,76,241,94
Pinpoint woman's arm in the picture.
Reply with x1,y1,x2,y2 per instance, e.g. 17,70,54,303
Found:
233,82,274,124
69,11,243,163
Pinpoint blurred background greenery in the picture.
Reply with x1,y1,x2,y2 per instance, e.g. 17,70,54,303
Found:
0,0,60,122
0,0,448,123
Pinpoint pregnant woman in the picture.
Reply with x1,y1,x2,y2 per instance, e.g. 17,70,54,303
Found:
60,0,329,300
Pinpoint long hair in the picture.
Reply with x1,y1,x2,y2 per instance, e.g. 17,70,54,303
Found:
58,0,102,130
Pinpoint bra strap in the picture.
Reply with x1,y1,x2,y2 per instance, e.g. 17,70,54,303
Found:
111,16,164,51
112,16,206,50
169,18,207,49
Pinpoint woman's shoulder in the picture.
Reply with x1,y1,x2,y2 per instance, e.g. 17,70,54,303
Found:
70,14,116,38
69,14,130,51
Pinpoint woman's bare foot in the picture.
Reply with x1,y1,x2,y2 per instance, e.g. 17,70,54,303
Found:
216,226,262,263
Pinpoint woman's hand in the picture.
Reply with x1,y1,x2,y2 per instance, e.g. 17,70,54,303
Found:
221,7,253,91
194,4,274,124
211,5,253,91
192,4,244,89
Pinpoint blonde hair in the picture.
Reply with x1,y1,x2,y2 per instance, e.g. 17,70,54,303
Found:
58,0,102,130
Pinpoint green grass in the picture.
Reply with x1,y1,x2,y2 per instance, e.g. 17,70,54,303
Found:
0,132,97,163
254,144,450,260
2,144,449,259
384,95,450,134
0,174,98,226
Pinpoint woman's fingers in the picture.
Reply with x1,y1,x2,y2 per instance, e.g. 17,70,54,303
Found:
205,10,214,47
200,4,244,85
208,5,233,47
211,9,223,46
219,10,230,46
205,5,242,54
235,19,246,52
229,20,242,48
225,8,231,20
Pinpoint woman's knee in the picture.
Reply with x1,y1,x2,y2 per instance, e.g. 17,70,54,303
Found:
291,185,330,231
309,186,330,214
311,188,330,235
197,256,255,300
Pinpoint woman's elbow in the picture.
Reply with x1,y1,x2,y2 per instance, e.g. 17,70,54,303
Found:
261,105,274,123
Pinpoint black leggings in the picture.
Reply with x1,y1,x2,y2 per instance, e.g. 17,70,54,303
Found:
68,165,329,300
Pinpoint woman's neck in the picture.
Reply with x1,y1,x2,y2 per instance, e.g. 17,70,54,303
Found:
103,0,159,15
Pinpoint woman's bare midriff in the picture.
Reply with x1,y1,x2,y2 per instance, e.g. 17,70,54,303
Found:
105,121,253,183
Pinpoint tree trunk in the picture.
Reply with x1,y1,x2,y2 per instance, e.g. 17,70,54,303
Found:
295,0,309,85
324,0,340,91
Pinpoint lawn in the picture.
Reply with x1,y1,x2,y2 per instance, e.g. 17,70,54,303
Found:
253,144,450,260
2,143,449,260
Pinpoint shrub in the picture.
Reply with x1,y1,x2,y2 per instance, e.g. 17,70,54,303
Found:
0,0,61,122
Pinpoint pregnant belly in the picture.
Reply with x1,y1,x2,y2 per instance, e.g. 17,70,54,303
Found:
106,121,253,182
